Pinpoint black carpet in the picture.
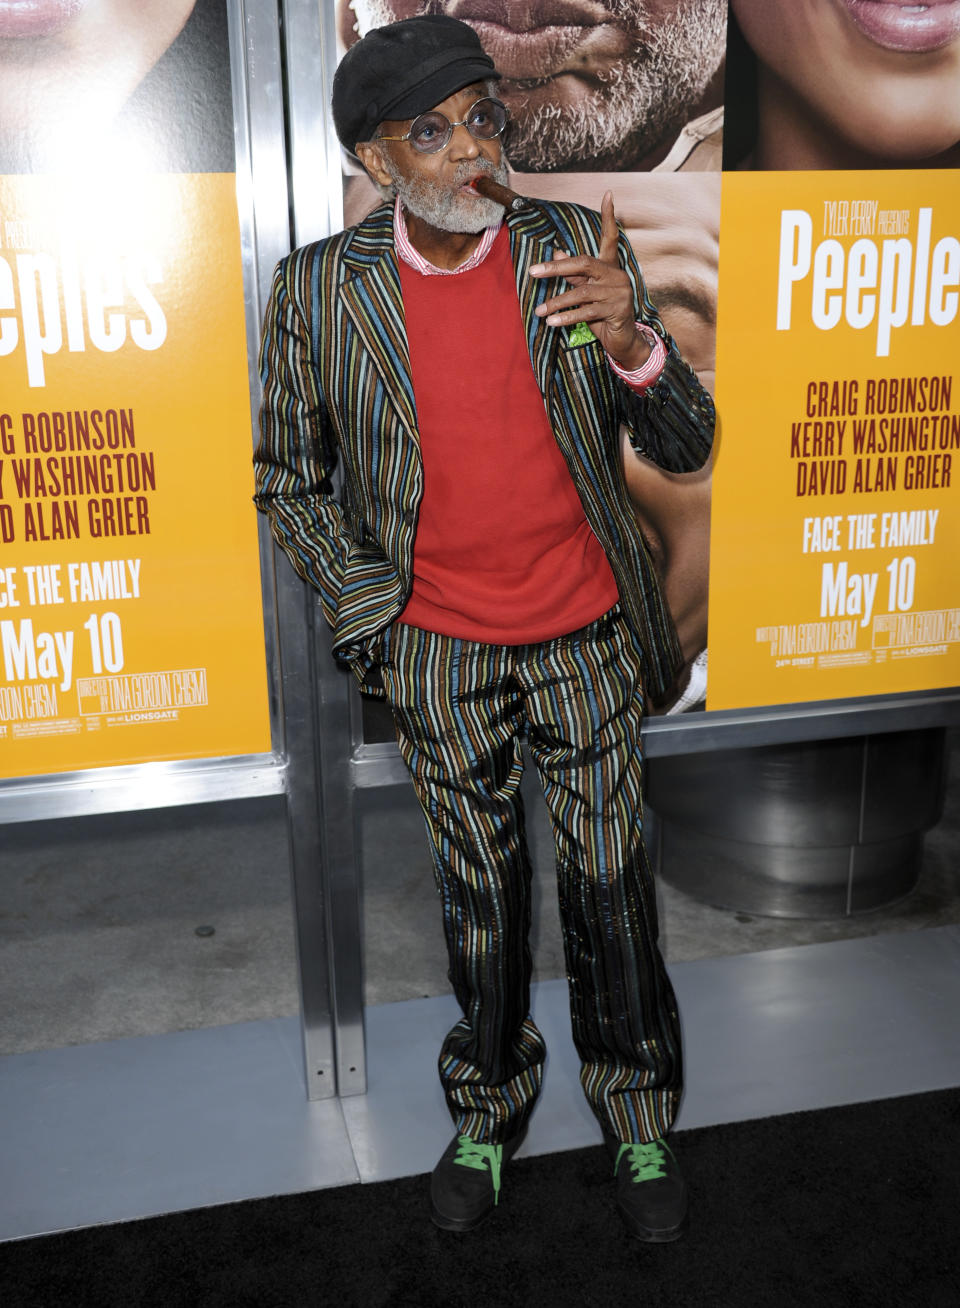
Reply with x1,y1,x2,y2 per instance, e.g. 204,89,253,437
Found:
4,1089,959,1308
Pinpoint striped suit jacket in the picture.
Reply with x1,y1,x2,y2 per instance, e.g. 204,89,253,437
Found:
254,198,715,703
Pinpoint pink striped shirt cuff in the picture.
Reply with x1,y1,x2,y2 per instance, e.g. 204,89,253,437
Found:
607,324,666,392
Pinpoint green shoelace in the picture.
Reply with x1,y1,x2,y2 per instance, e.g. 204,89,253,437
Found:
453,1136,504,1204
615,1139,670,1183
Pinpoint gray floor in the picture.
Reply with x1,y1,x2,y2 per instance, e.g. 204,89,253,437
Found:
0,733,958,1242
4,925,960,1241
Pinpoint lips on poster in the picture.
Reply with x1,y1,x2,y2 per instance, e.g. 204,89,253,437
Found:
723,1,960,172
0,1,270,778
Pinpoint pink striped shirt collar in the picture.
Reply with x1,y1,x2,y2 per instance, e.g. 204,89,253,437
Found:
393,196,501,276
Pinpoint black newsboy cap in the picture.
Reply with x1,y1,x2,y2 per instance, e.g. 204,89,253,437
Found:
332,15,500,157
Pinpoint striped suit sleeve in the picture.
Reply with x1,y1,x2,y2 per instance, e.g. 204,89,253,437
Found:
253,253,347,631
615,228,716,474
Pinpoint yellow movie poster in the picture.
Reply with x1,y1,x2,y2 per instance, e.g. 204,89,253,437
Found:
0,171,270,776
708,170,960,710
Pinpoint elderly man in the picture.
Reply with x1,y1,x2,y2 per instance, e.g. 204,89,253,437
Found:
254,15,714,1240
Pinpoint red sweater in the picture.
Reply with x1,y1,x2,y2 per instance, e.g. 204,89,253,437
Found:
396,228,618,642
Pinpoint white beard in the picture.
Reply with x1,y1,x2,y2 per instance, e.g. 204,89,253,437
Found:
502,0,728,170
379,153,509,234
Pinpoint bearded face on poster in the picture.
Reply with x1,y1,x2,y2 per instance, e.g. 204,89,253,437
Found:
339,0,726,172
338,0,726,710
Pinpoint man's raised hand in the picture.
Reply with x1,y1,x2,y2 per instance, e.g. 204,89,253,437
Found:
529,191,651,371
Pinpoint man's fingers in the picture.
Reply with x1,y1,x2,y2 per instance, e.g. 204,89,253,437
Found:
532,253,601,281
538,287,599,315
598,190,619,264
532,251,590,276
535,281,620,323
550,249,585,282
530,195,620,280
531,197,629,327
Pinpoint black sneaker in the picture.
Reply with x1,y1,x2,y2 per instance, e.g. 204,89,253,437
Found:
430,1130,525,1232
607,1136,687,1243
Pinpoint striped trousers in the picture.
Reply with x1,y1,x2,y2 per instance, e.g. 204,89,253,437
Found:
380,604,682,1146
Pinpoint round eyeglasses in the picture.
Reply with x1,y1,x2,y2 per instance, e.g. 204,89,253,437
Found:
377,97,508,155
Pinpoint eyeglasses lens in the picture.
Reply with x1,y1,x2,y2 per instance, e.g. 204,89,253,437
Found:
408,99,507,153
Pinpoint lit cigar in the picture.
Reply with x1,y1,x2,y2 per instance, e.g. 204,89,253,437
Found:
473,175,533,213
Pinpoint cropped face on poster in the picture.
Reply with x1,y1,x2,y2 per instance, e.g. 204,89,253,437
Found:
0,0,270,777
724,0,960,170
0,0,236,174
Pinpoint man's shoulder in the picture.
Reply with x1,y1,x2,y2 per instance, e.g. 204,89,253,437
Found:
539,197,602,225
279,202,394,277
654,107,724,173
510,196,603,249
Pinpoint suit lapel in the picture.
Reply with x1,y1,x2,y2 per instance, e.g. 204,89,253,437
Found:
339,205,419,446
508,205,562,398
